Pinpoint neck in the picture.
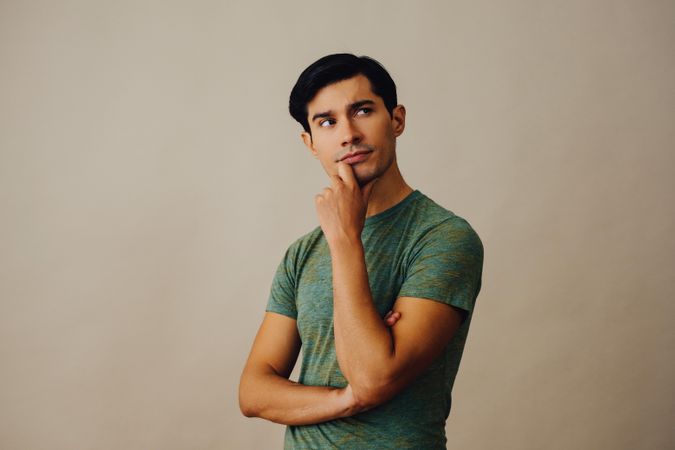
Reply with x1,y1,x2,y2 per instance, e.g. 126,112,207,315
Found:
365,159,414,218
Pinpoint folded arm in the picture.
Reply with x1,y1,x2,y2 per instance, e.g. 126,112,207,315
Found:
238,312,356,425
238,310,402,425
331,239,464,409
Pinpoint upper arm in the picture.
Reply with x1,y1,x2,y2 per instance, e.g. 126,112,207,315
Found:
241,311,301,379
377,218,482,396
377,296,464,399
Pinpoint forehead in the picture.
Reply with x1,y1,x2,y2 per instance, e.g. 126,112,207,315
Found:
306,74,381,114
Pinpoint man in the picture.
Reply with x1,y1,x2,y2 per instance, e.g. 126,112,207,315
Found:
239,53,484,449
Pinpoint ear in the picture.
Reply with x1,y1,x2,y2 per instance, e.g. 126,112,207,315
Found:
391,104,406,137
301,131,318,157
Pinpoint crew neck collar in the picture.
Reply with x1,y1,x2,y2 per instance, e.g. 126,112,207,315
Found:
364,189,421,228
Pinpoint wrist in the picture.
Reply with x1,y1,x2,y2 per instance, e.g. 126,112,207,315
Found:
327,234,363,255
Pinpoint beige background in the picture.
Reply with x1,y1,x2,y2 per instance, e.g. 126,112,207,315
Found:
1,1,673,449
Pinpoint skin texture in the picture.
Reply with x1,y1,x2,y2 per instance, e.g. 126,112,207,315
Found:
238,74,463,424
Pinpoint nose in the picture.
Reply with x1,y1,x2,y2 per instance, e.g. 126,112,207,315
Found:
341,118,363,147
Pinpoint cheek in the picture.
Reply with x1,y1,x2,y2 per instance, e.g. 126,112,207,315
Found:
317,154,338,174
311,143,338,168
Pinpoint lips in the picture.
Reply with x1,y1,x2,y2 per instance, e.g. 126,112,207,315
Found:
340,149,373,162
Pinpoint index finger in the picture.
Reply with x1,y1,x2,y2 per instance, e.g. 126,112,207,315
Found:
336,161,357,188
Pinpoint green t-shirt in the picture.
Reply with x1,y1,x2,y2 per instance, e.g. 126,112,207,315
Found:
266,189,484,450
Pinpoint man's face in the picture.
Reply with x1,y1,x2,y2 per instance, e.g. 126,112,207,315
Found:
301,74,405,187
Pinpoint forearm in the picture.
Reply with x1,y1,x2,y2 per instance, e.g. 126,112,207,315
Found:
239,369,358,426
330,239,396,400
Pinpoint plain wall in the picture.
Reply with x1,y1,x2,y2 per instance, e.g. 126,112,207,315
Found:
1,1,673,449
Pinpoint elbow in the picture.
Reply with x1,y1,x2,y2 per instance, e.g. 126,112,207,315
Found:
239,398,256,418
350,374,398,410
240,406,257,418
238,394,254,418
240,406,254,418
238,379,260,418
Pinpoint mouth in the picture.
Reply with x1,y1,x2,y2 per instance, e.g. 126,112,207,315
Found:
339,147,374,164
340,150,372,165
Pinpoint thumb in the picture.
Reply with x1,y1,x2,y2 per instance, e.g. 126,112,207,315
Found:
361,178,379,204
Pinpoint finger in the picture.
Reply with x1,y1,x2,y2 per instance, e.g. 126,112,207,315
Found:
385,312,401,326
329,173,343,190
315,186,332,204
336,161,356,188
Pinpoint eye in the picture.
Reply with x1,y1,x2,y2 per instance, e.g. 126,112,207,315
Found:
356,107,372,116
319,118,335,127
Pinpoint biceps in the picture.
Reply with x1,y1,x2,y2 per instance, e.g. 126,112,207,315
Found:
243,312,301,378
388,297,463,383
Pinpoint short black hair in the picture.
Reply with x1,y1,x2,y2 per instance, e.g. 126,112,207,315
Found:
289,53,398,134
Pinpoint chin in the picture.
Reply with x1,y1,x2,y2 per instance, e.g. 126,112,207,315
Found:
354,167,380,187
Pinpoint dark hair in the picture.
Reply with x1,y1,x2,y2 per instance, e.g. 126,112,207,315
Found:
289,53,398,133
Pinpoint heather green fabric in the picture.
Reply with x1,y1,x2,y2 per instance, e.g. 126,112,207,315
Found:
266,190,484,450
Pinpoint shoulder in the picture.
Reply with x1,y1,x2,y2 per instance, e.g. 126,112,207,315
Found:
279,225,325,267
407,192,483,254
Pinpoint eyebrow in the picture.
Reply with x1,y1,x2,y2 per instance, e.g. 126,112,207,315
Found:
310,99,376,123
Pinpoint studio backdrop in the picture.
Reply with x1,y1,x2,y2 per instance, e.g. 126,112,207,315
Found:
1,1,673,449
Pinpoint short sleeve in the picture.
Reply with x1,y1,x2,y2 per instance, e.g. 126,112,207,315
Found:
265,246,298,319
397,217,484,319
